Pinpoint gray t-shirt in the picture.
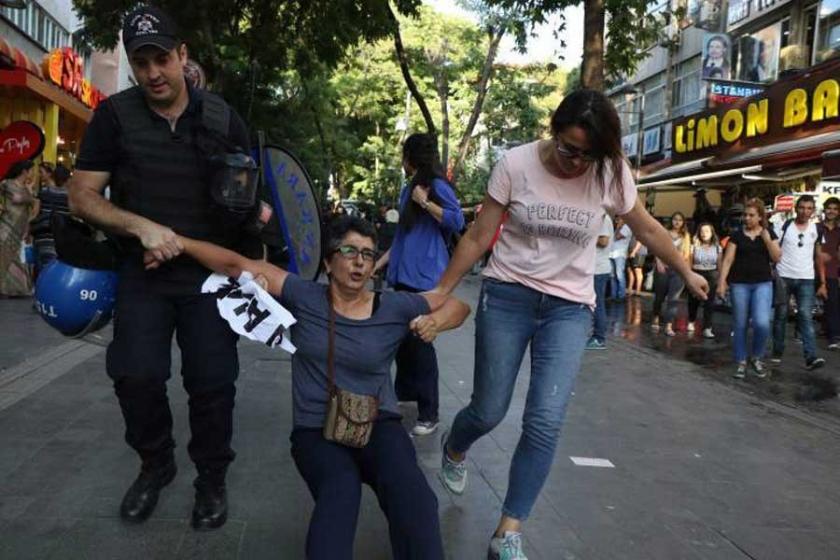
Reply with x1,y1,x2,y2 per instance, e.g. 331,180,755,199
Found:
280,274,430,428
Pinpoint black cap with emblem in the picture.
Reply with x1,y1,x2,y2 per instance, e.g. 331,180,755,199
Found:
122,5,180,56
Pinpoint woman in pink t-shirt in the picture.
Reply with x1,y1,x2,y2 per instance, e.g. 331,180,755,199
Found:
432,89,709,559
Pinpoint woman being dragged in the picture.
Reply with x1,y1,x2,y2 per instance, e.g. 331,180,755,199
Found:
147,215,470,559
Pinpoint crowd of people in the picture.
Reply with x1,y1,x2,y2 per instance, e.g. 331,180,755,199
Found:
586,193,839,378
0,160,71,297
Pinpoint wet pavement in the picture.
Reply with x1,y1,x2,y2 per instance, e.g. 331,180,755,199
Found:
2,278,840,559
605,294,840,418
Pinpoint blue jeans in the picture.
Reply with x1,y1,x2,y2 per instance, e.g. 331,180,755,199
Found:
730,282,773,363
448,279,591,521
610,257,627,299
592,273,610,342
773,277,817,361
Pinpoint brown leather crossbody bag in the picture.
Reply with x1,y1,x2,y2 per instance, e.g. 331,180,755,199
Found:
322,291,378,448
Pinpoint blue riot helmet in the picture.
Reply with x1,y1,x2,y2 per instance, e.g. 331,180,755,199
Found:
34,259,118,337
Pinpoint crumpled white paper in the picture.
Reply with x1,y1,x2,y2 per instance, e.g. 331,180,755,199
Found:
201,271,297,354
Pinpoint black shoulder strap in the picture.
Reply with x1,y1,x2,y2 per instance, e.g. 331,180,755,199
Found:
780,219,793,243
201,92,230,136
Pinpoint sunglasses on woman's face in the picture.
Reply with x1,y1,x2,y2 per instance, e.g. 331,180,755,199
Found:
334,245,377,262
554,138,597,162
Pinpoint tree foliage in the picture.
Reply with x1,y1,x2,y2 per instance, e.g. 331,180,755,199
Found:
73,1,567,207
482,0,672,89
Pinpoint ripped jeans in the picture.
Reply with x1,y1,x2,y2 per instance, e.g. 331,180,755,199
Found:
447,278,591,520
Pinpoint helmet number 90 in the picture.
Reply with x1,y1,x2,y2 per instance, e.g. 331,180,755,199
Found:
80,290,98,301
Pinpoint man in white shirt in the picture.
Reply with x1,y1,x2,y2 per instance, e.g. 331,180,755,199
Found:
588,214,614,350
771,195,827,370
609,217,632,301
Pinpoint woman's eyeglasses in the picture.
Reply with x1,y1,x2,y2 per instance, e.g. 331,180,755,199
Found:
334,245,377,262
555,138,597,162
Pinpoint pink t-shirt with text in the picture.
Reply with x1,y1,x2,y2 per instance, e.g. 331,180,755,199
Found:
483,141,638,306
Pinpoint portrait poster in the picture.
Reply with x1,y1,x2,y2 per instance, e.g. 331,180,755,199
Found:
701,33,732,80
737,22,782,83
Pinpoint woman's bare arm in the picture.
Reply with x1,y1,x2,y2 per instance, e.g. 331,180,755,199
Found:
145,236,289,296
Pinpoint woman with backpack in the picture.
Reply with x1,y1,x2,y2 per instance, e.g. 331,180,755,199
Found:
687,222,722,338
374,133,465,436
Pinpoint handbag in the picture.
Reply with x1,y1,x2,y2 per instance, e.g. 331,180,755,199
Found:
322,291,378,448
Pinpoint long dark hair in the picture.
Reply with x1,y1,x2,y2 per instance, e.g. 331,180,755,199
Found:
550,89,626,208
399,133,453,231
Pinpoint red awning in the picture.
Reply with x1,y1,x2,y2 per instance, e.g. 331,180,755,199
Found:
0,69,92,123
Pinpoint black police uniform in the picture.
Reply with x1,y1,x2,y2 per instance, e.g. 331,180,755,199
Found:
75,81,250,483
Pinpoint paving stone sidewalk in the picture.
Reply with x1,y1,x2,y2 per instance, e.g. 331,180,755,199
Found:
2,277,840,559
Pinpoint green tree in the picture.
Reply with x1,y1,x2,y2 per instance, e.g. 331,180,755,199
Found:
483,0,673,90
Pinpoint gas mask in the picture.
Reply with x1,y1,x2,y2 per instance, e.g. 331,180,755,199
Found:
209,152,259,212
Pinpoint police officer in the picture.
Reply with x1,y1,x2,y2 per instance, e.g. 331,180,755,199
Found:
68,5,255,530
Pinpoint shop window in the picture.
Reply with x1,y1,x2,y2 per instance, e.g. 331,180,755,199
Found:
36,10,46,46
806,5,818,64
671,57,703,112
816,0,840,62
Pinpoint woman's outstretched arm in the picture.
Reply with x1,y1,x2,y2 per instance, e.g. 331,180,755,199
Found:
145,236,289,296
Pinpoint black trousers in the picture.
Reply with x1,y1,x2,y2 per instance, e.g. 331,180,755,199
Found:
106,277,239,477
688,269,718,325
290,418,444,560
392,283,439,423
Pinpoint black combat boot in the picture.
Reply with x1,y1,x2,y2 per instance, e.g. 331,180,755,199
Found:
191,470,228,530
120,460,177,523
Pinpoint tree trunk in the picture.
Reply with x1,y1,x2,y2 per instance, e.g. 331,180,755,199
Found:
435,74,450,168
450,27,504,182
386,4,437,135
581,0,606,91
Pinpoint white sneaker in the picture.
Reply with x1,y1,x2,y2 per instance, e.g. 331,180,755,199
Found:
411,420,439,436
439,430,467,495
687,322,696,333
702,328,715,339
488,531,528,560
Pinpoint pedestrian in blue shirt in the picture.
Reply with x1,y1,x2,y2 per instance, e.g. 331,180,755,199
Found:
374,133,465,436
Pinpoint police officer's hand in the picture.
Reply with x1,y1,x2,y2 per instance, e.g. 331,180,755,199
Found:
138,222,183,263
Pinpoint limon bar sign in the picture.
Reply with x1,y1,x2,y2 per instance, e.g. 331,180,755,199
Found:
671,58,840,164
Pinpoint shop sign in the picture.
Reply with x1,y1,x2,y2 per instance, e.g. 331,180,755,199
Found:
0,121,46,180
707,80,765,107
43,48,105,110
727,0,793,32
671,58,840,164
773,194,794,211
820,181,840,196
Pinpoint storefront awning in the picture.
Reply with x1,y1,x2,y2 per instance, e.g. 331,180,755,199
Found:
639,132,840,188
822,149,840,180
0,69,92,123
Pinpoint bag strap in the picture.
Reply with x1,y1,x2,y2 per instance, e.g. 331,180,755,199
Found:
779,218,793,244
201,92,231,136
327,288,337,395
